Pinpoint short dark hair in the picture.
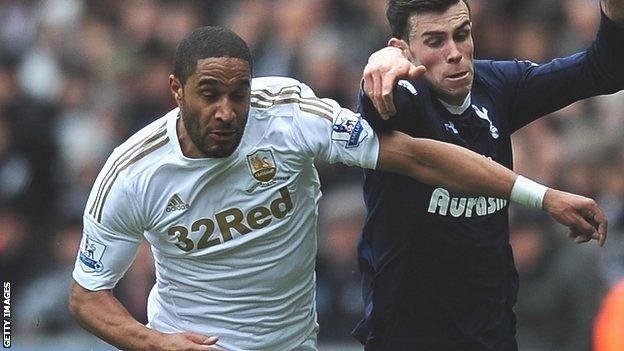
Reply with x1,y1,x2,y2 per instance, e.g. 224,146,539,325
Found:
173,26,252,84
387,0,471,39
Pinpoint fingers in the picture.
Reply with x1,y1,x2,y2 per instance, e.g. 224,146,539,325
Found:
573,233,592,244
592,205,609,247
566,204,608,246
408,64,427,80
363,60,425,120
363,71,373,103
380,74,396,118
188,334,218,345
597,218,608,247
571,211,598,240
569,229,596,244
371,71,391,120
574,202,608,247
184,333,219,351
378,65,426,118
548,191,608,247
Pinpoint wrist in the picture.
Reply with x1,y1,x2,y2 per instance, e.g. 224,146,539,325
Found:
140,329,165,351
510,175,550,209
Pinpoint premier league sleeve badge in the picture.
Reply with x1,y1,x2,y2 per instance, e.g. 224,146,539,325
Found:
79,236,107,273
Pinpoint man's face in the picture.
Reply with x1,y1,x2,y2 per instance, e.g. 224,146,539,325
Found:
403,1,474,104
172,57,251,158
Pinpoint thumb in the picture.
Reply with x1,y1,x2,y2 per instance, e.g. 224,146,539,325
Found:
408,65,426,80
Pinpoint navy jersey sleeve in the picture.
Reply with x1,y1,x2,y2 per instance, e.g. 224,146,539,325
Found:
357,80,419,133
488,11,624,132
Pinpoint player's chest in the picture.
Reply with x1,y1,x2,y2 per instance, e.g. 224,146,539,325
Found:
417,99,510,163
140,147,308,254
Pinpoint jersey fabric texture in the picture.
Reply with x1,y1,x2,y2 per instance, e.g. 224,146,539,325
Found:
72,76,379,351
353,12,624,351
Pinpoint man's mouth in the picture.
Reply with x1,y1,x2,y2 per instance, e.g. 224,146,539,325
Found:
446,71,470,81
209,130,237,142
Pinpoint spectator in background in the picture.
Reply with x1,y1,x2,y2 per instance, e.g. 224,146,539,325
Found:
0,207,31,288
317,186,367,340
510,210,605,351
594,278,624,351
15,220,83,335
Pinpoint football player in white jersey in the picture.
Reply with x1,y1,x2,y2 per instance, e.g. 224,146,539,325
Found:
69,27,607,351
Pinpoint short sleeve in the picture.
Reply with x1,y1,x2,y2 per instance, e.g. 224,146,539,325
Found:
72,157,144,291
291,82,380,169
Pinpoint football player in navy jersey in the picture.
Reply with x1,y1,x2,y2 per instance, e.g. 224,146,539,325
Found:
354,0,624,350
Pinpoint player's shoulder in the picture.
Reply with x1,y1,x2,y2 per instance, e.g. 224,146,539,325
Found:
251,76,305,93
250,76,335,121
475,59,538,80
105,109,175,180
85,111,173,225
250,76,308,115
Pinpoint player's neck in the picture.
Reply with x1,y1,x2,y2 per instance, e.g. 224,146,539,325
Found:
176,116,206,159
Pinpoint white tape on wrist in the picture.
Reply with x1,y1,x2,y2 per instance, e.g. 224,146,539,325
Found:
510,175,549,209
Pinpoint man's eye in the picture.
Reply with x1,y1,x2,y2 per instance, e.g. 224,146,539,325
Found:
232,93,248,100
455,31,469,41
426,39,443,48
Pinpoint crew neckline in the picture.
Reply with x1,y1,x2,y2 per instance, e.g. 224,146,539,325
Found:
438,92,471,115
166,109,246,165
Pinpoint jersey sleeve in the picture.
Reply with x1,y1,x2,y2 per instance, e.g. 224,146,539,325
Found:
290,82,380,169
72,155,145,291
493,10,624,132
356,79,421,134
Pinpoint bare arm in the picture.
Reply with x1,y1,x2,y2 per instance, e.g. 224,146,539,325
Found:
377,131,515,198
69,281,220,351
376,131,607,245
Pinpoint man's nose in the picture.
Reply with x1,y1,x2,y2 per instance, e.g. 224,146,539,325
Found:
214,98,236,122
446,42,463,64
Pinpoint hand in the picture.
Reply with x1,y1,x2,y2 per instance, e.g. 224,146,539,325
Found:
153,332,223,351
542,189,608,246
363,46,426,120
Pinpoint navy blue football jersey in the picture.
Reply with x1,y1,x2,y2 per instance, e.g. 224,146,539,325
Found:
354,12,624,351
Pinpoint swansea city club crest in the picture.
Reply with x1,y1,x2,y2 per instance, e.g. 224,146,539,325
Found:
247,149,277,182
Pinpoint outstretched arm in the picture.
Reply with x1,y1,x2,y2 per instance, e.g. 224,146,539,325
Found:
376,130,608,246
287,78,608,245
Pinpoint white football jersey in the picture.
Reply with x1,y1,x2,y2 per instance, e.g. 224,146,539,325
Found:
72,76,379,351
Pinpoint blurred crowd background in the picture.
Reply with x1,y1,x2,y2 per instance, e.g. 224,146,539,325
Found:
1,0,623,350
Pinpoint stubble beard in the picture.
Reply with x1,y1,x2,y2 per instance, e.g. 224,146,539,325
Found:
181,108,244,158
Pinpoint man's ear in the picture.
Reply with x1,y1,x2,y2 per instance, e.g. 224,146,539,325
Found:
388,38,413,61
169,74,184,107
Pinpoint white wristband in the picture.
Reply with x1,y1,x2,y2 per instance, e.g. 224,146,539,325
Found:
510,175,549,209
